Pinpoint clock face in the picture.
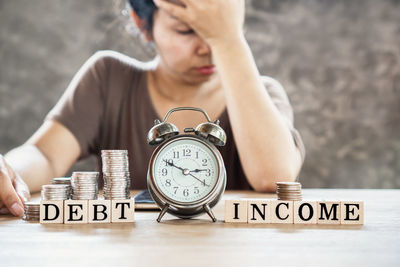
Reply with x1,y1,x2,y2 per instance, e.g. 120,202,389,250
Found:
152,138,220,203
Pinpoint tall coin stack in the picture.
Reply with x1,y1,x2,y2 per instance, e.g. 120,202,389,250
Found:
41,184,70,200
52,177,72,199
101,150,131,199
23,202,40,221
276,182,302,201
71,172,99,200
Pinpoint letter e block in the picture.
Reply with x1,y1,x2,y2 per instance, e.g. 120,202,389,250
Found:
64,200,88,224
247,199,271,224
225,199,247,223
112,199,135,223
270,200,294,224
317,201,341,224
89,200,111,223
294,201,317,224
341,201,364,225
40,200,64,224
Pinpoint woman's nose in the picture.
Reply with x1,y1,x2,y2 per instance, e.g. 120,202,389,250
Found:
196,38,211,56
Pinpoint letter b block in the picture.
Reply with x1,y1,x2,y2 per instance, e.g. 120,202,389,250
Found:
64,200,88,224
89,200,111,223
111,199,135,223
40,200,64,224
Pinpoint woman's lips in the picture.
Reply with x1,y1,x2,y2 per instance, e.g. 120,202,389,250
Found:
195,65,215,75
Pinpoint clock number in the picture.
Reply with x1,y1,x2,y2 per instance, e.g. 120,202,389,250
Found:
202,159,207,166
165,179,171,187
201,179,206,186
183,149,191,157
165,159,173,167
206,169,211,177
173,151,180,159
195,151,199,159
173,187,178,194
162,168,168,176
183,188,189,197
194,187,199,194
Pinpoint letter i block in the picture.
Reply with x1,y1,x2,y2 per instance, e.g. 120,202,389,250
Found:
40,200,64,224
111,199,135,223
270,200,294,224
64,200,88,224
247,199,272,224
317,201,341,224
294,201,317,224
89,200,111,223
341,201,364,225
224,199,248,223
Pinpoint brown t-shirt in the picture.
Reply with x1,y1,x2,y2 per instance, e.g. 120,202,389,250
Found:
45,50,305,190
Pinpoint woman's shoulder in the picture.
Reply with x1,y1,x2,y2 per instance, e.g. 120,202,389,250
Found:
85,50,156,74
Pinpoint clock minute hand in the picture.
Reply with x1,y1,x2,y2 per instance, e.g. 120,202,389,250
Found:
163,159,185,171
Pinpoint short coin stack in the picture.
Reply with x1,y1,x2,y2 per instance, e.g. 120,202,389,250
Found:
52,177,72,199
276,182,302,201
101,150,131,199
71,172,99,200
41,184,70,200
23,202,40,221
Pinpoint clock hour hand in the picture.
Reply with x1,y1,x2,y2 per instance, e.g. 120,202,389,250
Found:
190,168,208,173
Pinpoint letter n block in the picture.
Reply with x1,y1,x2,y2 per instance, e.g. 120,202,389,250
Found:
294,201,317,224
247,199,271,224
341,201,364,225
111,199,135,223
89,200,111,223
224,199,247,223
64,200,88,224
317,201,341,224
270,200,294,224
40,200,64,224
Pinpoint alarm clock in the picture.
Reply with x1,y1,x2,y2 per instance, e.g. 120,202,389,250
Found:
146,107,227,222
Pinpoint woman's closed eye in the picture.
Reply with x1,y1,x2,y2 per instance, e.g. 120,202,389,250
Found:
177,29,195,35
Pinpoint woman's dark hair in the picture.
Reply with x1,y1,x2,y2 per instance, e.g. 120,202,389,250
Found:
128,0,157,34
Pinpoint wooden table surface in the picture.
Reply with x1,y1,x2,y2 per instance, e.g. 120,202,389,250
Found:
0,189,399,267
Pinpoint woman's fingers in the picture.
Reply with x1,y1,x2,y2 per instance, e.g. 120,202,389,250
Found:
14,174,31,203
154,0,188,21
0,168,24,217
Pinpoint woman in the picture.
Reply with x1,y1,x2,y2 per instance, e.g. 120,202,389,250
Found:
0,0,305,217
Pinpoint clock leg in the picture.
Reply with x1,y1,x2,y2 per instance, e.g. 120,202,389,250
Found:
157,204,169,223
204,204,217,222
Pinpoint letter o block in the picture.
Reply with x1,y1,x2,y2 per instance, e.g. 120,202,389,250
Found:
294,201,317,224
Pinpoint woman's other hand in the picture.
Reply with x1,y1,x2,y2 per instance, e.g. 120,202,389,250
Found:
0,154,31,216
153,0,245,46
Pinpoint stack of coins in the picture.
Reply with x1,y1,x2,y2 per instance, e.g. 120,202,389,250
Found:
71,172,99,200
276,182,302,201
52,177,72,198
41,184,70,200
101,150,131,199
23,202,40,221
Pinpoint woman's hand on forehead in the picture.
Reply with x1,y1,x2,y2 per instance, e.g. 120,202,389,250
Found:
153,0,245,47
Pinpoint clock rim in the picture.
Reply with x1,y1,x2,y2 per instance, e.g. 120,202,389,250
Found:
147,134,225,209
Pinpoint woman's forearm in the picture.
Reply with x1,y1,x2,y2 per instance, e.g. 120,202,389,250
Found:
210,35,303,192
4,144,56,193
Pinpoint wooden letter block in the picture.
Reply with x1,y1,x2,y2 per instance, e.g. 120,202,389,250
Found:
247,199,272,224
40,200,64,224
225,199,248,223
111,199,135,223
89,200,111,223
294,201,317,224
341,201,364,225
64,200,88,224
270,200,294,224
317,201,341,224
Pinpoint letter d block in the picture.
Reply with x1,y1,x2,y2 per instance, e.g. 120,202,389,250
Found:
40,200,64,224
112,199,135,223
64,200,88,224
89,200,111,223
294,201,317,224
224,199,248,223
341,201,364,225
270,200,294,224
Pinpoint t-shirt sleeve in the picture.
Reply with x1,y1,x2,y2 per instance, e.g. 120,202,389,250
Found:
261,76,306,164
44,51,108,159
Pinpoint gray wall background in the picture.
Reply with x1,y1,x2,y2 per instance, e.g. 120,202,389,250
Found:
1,0,399,188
